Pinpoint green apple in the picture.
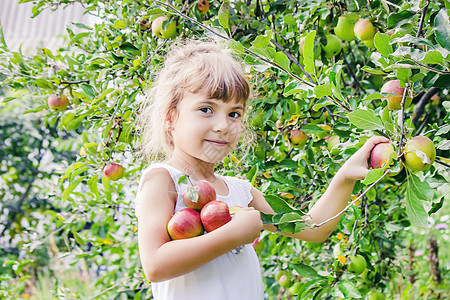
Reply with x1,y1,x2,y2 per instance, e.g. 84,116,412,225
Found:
367,291,385,300
288,281,303,295
354,19,376,40
289,129,307,148
348,254,367,275
322,34,342,58
334,13,359,41
152,16,177,39
403,136,436,171
380,79,412,110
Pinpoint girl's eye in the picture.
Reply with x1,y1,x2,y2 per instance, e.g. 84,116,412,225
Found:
200,107,212,114
229,112,241,119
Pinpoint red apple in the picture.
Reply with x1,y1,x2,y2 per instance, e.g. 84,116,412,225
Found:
252,237,264,253
183,180,216,210
370,142,396,169
403,136,436,171
103,162,124,180
48,94,69,111
197,0,209,14
354,19,376,40
167,208,204,240
380,80,412,110
200,201,232,232
289,129,307,148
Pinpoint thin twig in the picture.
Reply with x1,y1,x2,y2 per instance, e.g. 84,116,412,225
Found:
270,39,314,83
416,1,430,38
311,170,391,228
398,83,409,155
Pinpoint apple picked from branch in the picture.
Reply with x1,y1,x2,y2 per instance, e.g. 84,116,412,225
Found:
167,208,204,240
183,180,216,210
370,142,397,169
200,201,232,232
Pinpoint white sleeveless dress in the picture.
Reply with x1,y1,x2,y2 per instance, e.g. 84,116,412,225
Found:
135,163,264,300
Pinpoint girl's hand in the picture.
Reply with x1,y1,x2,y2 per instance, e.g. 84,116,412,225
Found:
228,207,263,245
338,136,390,182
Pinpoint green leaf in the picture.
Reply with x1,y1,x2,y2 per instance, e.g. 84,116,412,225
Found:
88,175,99,200
374,32,393,57
362,169,383,185
274,51,291,72
406,175,431,227
291,263,324,279
218,0,230,30
35,79,54,89
265,194,296,214
434,9,450,51
437,139,450,150
337,280,362,298
421,51,444,64
113,20,127,29
387,10,415,29
303,31,316,74
314,82,332,98
362,93,384,101
347,109,384,130
361,66,387,75
62,176,86,201
251,30,273,48
80,84,95,98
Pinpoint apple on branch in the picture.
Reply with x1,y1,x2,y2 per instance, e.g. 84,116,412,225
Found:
183,180,216,211
322,34,342,58
403,136,436,172
334,13,359,41
197,0,209,14
289,129,308,148
167,208,204,240
380,79,412,110
151,15,177,39
103,162,125,180
354,19,376,41
48,94,69,111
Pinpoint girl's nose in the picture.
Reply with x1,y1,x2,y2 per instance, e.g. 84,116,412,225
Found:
212,114,230,133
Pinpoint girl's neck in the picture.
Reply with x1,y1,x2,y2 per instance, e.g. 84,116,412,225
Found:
165,154,217,182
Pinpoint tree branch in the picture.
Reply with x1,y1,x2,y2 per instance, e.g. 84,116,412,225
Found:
412,87,439,127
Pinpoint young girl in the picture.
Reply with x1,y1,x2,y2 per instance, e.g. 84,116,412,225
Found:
134,40,388,300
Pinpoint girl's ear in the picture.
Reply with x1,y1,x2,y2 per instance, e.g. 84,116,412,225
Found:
166,108,177,131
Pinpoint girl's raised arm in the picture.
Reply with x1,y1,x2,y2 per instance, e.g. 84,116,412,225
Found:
249,136,389,243
137,168,262,282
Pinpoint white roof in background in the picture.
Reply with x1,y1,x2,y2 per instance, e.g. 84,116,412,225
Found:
1,0,95,53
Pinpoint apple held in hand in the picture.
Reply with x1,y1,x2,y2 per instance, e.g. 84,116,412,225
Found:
354,19,376,40
152,16,177,39
229,205,243,217
289,129,307,148
380,79,412,110
48,94,69,111
103,162,125,180
370,142,397,169
200,201,232,232
403,136,436,171
167,208,204,240
183,180,216,211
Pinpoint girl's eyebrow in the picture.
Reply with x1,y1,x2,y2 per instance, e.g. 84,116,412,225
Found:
199,100,244,111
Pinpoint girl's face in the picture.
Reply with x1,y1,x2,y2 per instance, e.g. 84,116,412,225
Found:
169,89,245,164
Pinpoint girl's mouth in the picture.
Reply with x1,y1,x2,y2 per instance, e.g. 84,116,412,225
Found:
205,139,228,146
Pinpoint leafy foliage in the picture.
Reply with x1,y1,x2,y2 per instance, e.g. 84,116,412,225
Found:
0,0,449,299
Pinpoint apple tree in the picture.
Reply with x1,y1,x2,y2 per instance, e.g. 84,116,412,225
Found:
0,0,448,299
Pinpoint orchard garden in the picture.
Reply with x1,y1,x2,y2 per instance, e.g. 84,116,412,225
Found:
0,0,449,299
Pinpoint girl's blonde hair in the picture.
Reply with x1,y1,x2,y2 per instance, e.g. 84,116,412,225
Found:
135,39,253,164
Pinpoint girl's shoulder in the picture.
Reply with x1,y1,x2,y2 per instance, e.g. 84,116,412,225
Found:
218,173,253,205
